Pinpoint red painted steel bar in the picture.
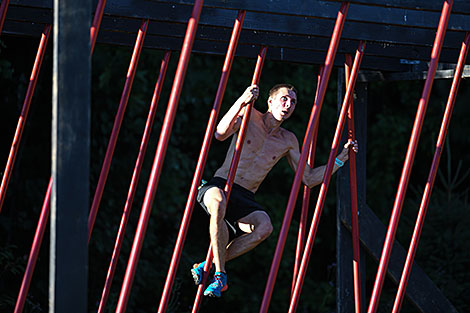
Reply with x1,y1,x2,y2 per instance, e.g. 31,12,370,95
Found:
0,0,9,34
289,41,366,313
12,8,117,308
88,19,148,240
0,24,51,213
13,177,52,313
391,31,469,313
344,54,362,313
158,10,246,313
259,3,349,312
97,51,171,313
366,2,453,312
291,66,323,296
192,46,267,313
115,2,204,311
90,0,107,54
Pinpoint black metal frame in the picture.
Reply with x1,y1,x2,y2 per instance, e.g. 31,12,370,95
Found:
2,1,467,312
4,0,470,72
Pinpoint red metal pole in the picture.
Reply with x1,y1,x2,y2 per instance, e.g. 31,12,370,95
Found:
0,0,9,34
391,31,469,313
191,46,267,313
88,19,148,241
12,9,114,308
344,54,362,313
115,2,203,311
289,41,366,313
291,66,323,296
90,0,107,55
259,3,349,312
97,51,171,313
0,24,51,213
157,10,245,313
366,2,453,312
13,177,52,313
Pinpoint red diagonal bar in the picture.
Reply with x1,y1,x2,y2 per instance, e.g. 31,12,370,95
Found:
289,40,366,313
115,2,204,312
158,10,246,313
391,31,469,313
0,24,51,213
291,66,323,296
13,177,52,313
259,3,349,312
366,2,453,312
90,0,107,55
0,0,9,34
97,51,171,313
345,53,362,313
88,19,148,241
192,45,267,313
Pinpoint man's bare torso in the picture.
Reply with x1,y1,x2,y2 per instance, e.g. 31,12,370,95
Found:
214,109,296,193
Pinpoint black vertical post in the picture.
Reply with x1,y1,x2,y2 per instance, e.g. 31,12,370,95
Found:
336,70,367,313
50,0,90,312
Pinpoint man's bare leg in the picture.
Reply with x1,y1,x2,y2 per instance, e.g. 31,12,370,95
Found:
226,211,273,262
204,187,229,273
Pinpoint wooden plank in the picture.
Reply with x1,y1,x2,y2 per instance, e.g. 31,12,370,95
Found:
358,66,470,81
96,29,411,71
326,0,470,13
152,0,470,30
3,20,45,37
101,2,468,48
97,16,462,64
5,1,470,69
4,15,461,68
9,1,470,45
50,0,90,311
5,5,52,23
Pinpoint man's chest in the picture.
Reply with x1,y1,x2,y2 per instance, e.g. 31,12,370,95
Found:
244,123,290,158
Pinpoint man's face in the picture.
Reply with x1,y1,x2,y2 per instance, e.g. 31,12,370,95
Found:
268,87,297,121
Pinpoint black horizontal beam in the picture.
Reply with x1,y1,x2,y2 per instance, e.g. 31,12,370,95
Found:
3,18,411,71
358,66,470,82
5,0,470,70
326,0,470,13
97,16,462,65
100,1,468,49
96,28,411,71
9,0,470,41
150,0,470,31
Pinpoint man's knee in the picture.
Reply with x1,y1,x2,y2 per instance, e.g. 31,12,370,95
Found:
203,187,226,219
240,211,273,242
257,217,273,241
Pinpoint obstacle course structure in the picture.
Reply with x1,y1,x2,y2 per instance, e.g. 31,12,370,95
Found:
1,0,469,312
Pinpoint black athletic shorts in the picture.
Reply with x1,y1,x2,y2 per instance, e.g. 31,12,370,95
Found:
197,176,266,239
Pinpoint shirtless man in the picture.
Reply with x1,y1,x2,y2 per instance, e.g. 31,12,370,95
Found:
192,84,358,297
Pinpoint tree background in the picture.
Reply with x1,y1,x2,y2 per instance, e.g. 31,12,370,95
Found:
0,34,469,312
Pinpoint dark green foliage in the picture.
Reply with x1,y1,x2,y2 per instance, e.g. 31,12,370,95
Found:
0,34,469,313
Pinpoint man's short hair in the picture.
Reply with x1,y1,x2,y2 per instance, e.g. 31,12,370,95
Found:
268,83,297,98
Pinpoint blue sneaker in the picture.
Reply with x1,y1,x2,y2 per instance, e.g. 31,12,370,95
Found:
204,272,228,298
191,261,213,285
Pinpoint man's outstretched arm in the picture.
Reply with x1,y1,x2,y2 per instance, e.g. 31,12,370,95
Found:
215,85,259,141
287,138,358,188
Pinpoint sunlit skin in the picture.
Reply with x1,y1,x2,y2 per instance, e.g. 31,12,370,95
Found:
203,85,358,275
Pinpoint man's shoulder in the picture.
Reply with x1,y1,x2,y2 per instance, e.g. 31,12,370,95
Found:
279,127,297,140
251,108,263,118
276,127,299,149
